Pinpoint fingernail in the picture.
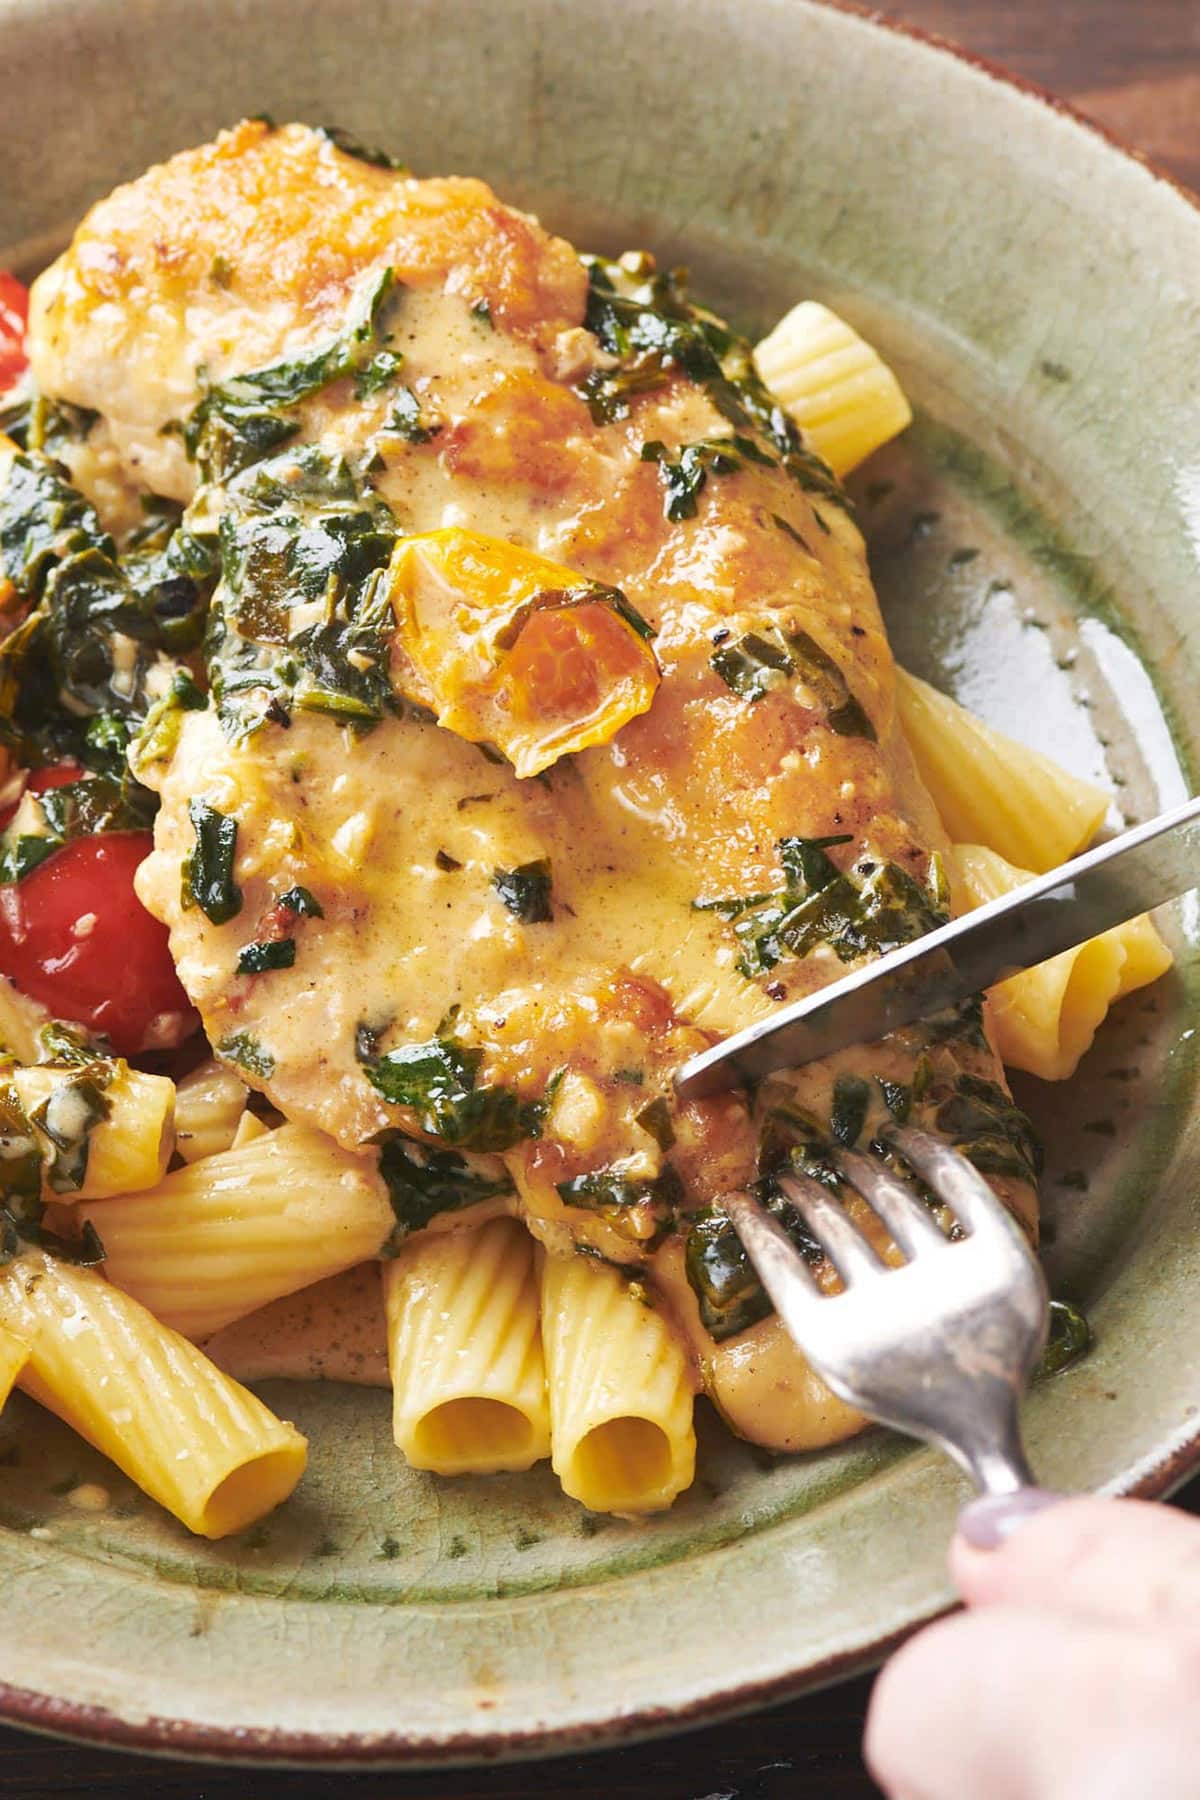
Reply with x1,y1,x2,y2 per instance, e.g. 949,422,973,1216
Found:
957,1488,1063,1550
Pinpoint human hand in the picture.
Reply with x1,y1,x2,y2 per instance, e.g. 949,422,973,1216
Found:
864,1493,1200,1799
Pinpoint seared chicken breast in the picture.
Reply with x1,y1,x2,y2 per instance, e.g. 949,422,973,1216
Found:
23,121,1038,1450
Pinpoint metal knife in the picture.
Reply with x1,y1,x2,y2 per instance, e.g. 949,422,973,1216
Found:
674,791,1200,1100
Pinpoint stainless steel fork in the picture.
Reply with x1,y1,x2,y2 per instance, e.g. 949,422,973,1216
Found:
726,1126,1048,1495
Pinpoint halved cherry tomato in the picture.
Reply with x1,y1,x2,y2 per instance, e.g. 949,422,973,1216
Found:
0,273,28,393
0,766,196,1055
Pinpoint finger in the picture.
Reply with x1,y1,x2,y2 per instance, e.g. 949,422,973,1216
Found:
865,1603,1200,1800
951,1495,1200,1629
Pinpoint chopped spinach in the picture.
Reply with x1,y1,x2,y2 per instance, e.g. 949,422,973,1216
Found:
878,1076,911,1122
932,1072,1042,1185
685,1194,823,1341
121,499,215,655
354,349,404,401
0,448,109,604
756,1098,844,1204
30,1074,112,1194
556,1163,681,1245
710,627,794,703
37,1021,103,1066
316,125,408,170
359,1034,543,1152
0,1077,44,1244
182,799,242,924
0,393,98,459
634,1095,675,1151
377,1138,512,1247
182,267,400,482
575,361,674,426
278,884,324,918
0,1031,122,1247
711,622,876,737
0,773,156,886
206,446,400,738
0,448,215,774
694,837,946,980
216,1032,276,1079
640,433,774,522
131,666,209,772
496,578,654,649
383,387,439,443
581,257,845,506
236,938,296,975
830,1073,870,1147
492,859,553,923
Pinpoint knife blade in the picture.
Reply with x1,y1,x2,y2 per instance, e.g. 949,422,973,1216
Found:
674,791,1200,1100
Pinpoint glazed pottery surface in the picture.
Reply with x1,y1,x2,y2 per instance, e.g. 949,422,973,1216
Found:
1,0,1199,1763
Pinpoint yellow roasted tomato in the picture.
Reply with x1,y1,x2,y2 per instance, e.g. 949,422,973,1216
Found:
387,529,661,777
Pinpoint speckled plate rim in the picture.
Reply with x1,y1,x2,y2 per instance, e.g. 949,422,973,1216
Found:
17,1445,1200,1773
1,0,1199,1767
1,1428,1198,1772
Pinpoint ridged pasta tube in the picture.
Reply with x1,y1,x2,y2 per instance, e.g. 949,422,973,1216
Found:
0,1321,28,1413
0,1251,306,1537
382,1218,550,1475
540,1252,696,1515
81,1123,395,1340
897,669,1109,872
12,1063,174,1200
954,844,1173,1080
754,301,912,477
230,1109,271,1148
173,1057,250,1163
0,978,46,1064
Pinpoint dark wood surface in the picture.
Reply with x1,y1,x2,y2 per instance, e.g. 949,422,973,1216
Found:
4,3,1199,1794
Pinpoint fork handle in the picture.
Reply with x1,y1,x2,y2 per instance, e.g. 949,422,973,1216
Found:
942,1407,1036,1498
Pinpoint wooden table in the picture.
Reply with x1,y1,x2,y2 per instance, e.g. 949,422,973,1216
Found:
5,3,1198,1794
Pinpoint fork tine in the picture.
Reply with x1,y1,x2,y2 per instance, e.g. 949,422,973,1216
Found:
723,1189,825,1345
885,1125,1028,1243
775,1171,885,1283
834,1147,949,1259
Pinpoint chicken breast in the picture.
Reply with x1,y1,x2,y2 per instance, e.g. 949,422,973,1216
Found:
27,122,1039,1449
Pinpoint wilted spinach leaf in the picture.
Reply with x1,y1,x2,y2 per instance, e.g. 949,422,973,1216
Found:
207,446,400,738
377,1138,512,1247
182,799,242,924
492,859,553,923
359,1034,544,1152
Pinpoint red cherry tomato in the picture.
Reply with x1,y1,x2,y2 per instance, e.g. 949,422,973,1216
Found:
0,273,28,393
0,830,195,1057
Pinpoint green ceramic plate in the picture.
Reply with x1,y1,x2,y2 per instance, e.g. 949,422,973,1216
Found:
1,0,1199,1764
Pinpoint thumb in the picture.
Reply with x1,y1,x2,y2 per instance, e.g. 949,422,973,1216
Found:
951,1493,1200,1629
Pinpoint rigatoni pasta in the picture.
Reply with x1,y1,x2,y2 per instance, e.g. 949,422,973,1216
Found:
754,300,913,477
382,1217,550,1475
13,1062,174,1200
0,1251,306,1537
896,668,1109,872
0,978,45,1065
0,118,1177,1540
80,1123,395,1340
540,1251,696,1515
172,1058,251,1164
953,844,1173,1080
